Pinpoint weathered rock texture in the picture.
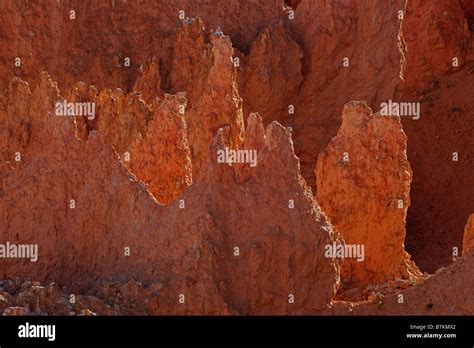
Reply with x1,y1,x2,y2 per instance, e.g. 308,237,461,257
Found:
238,23,303,126
316,101,420,289
128,93,192,204
0,0,287,92
0,72,73,166
397,0,474,272
401,0,472,89
0,75,339,314
326,251,474,315
288,0,407,188
401,66,474,272
133,57,164,105
0,277,187,316
135,19,245,179
0,78,34,165
64,82,152,155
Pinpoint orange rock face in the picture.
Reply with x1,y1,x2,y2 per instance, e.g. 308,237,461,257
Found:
315,102,420,289
327,251,474,315
238,23,303,126
131,18,247,179
64,83,152,156
288,0,406,188
398,0,474,271
0,74,339,314
1,0,473,316
401,66,474,272
204,115,340,314
401,0,472,89
133,57,164,105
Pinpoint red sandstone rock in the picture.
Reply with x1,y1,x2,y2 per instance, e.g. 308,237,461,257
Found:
396,0,474,272
316,101,421,290
1,0,473,316
326,251,474,315
289,0,406,188
64,82,192,204
3,306,29,316
133,57,164,105
171,21,243,177
65,83,152,156
168,18,213,107
201,115,340,314
463,214,474,256
460,0,474,32
0,75,338,314
0,278,162,315
0,0,286,92
401,0,472,89
401,66,474,272
0,78,34,165
0,72,76,166
238,23,303,126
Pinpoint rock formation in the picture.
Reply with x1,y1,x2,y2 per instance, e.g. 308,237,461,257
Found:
0,74,339,314
463,214,474,256
397,0,474,272
401,0,472,89
238,23,303,127
401,66,474,272
0,0,287,91
0,0,473,316
288,0,406,188
128,93,192,204
133,57,164,105
64,82,152,156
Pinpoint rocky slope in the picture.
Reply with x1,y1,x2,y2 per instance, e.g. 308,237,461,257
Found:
326,250,474,315
315,101,421,297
